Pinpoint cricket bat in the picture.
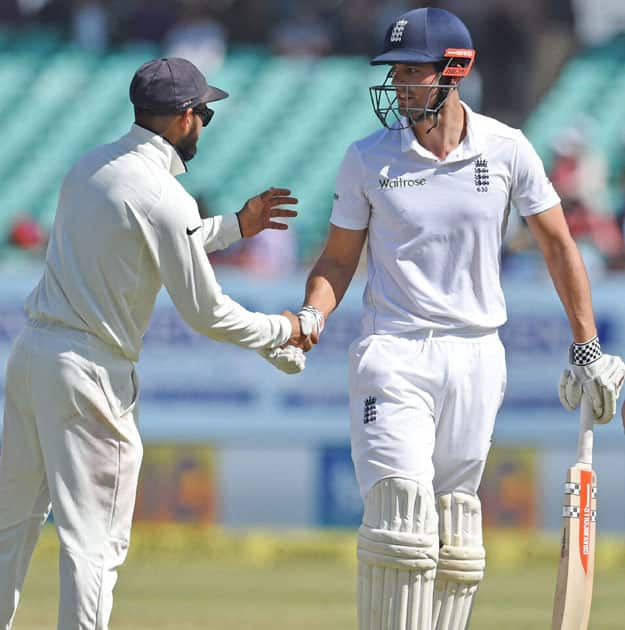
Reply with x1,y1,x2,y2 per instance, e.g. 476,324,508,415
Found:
551,396,597,630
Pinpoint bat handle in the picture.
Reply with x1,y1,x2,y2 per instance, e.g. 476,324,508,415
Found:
577,396,594,467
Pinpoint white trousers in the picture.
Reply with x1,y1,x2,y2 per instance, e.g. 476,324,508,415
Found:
0,321,143,629
348,330,507,499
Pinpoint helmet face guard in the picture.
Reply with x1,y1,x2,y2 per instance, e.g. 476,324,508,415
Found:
369,48,475,130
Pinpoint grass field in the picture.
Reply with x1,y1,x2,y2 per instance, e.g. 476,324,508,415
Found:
12,526,625,629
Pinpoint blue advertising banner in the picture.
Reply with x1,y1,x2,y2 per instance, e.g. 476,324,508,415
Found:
318,445,363,527
1,269,624,450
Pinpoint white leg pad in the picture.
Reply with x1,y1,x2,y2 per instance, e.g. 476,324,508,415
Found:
432,493,485,630
358,477,439,630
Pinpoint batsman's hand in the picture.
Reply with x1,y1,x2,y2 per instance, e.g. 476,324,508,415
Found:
559,353,625,423
298,306,324,346
236,187,298,237
257,345,305,374
282,309,319,352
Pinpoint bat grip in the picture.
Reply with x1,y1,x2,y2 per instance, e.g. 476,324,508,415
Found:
577,396,594,466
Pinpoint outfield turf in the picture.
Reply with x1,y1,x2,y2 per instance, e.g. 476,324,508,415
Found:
13,527,625,629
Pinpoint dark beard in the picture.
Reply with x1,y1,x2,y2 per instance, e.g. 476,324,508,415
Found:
175,132,198,162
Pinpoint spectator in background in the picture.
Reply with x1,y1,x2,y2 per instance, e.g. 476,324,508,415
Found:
17,0,71,27
572,0,625,46
8,215,47,252
551,124,612,215
550,124,625,270
123,0,176,45
563,199,625,271
164,3,227,75
219,0,271,46
71,0,109,53
270,6,332,57
15,0,53,17
331,0,376,55
0,0,22,24
478,6,533,126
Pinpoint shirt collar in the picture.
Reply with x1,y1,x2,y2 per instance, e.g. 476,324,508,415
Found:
399,101,484,163
123,124,187,176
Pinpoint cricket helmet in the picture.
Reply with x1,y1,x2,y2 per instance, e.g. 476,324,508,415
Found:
369,8,475,130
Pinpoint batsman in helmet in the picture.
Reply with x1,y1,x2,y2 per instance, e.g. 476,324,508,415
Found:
296,7,625,629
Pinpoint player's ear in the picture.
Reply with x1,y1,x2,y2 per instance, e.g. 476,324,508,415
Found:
178,108,194,132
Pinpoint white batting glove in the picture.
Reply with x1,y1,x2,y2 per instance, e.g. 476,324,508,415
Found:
257,345,306,374
298,305,324,338
558,370,582,412
559,337,625,423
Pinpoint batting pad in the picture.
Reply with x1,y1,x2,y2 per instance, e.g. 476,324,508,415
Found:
432,492,485,630
358,477,438,630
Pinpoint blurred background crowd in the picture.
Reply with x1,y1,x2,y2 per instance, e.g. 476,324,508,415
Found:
2,0,625,278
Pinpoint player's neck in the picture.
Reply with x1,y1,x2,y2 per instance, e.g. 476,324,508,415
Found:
411,97,466,161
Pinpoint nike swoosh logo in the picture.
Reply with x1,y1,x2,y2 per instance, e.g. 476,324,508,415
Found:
186,225,202,236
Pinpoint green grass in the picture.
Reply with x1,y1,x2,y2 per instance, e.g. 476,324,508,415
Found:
12,526,625,629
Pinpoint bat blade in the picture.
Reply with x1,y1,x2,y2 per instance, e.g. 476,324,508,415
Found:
551,400,597,630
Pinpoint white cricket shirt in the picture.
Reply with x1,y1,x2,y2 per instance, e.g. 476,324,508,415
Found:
26,124,292,360
331,103,560,335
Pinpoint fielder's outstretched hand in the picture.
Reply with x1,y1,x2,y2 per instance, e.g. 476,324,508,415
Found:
257,345,305,374
559,337,625,423
236,187,298,237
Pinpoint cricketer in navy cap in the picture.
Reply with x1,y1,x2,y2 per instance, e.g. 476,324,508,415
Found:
130,57,228,113
130,57,228,162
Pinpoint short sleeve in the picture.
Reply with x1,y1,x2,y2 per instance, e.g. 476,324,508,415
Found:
330,144,371,230
511,131,560,217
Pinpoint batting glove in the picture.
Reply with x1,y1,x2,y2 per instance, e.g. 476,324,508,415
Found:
559,336,625,423
257,345,305,374
298,306,324,339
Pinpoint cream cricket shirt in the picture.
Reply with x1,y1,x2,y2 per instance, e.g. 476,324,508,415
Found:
26,124,292,360
331,103,560,334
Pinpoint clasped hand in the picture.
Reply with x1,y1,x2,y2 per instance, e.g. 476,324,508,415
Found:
257,307,325,374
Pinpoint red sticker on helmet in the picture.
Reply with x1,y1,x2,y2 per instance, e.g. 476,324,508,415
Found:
442,48,475,78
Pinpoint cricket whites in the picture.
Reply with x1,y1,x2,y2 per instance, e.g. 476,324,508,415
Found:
551,396,597,630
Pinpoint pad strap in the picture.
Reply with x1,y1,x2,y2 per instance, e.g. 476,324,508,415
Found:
358,528,438,571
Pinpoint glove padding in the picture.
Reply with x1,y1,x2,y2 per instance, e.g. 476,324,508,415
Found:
298,306,324,338
559,353,625,423
257,345,305,374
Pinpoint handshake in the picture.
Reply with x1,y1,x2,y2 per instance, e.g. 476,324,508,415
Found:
256,306,325,375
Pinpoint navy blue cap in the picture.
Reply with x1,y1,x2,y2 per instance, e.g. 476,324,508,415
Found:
129,57,228,114
371,8,473,66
